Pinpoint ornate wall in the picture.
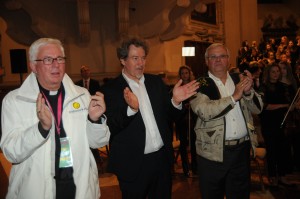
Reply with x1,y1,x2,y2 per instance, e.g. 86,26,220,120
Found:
0,0,299,84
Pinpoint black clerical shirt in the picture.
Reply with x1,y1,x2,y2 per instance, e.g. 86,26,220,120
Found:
38,84,76,198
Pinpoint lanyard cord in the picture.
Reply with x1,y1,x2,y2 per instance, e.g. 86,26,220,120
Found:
41,91,63,135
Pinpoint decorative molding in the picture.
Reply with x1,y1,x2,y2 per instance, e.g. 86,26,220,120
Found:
261,14,298,30
159,0,198,41
4,0,22,10
261,14,299,41
77,0,90,42
177,0,191,8
117,0,129,39
186,0,224,43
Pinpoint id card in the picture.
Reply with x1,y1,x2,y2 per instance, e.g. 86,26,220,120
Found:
59,137,73,168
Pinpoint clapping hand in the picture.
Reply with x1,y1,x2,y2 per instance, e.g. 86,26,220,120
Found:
124,87,139,112
172,79,200,105
88,92,106,122
36,93,52,130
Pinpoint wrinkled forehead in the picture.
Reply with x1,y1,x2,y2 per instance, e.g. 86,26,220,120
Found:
208,46,227,55
37,44,63,57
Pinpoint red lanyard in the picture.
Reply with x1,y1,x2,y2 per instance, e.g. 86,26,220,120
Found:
41,91,63,135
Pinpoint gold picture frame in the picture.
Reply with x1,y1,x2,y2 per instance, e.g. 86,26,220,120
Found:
188,0,223,42
190,0,221,30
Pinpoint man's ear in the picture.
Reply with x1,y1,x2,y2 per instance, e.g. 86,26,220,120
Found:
205,59,209,67
30,62,37,73
120,59,125,66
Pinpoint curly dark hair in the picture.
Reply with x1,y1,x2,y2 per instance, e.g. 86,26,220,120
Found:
117,37,149,60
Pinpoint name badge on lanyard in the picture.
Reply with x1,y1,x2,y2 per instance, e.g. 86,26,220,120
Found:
59,137,74,168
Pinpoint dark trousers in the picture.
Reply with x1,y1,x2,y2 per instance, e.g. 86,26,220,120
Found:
262,127,291,177
178,127,190,172
197,141,251,199
56,178,76,199
118,147,172,199
176,121,197,173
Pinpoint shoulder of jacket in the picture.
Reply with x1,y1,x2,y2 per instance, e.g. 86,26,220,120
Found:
196,77,214,92
144,73,159,79
230,73,240,84
196,77,223,100
100,75,126,91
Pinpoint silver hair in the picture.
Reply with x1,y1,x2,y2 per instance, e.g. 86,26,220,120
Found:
204,43,230,59
29,38,65,62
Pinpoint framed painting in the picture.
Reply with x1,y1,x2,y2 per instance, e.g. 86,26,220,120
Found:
190,0,221,29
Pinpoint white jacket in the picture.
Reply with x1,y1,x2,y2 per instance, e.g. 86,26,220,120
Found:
0,73,110,199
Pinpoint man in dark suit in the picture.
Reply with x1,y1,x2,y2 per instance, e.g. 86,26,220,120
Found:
76,65,102,164
76,65,101,95
100,38,199,199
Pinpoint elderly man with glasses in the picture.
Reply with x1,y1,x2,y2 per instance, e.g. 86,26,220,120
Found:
190,43,263,199
0,38,110,199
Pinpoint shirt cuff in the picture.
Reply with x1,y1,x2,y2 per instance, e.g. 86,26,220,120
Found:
171,98,182,110
88,114,107,124
127,106,138,116
230,96,236,105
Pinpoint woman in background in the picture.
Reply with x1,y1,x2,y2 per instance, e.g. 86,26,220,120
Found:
175,66,197,177
260,63,294,186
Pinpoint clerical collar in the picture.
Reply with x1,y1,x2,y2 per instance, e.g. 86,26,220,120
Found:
38,82,63,96
49,90,58,95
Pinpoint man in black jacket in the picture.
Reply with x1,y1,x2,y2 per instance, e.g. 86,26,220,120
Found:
76,65,102,164
100,38,199,199
76,65,101,95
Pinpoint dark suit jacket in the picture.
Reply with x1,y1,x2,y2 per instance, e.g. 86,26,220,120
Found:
75,79,100,95
100,74,184,181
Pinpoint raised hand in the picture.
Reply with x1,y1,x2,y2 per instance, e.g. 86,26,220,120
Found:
124,87,139,112
88,92,106,122
240,70,253,94
232,71,254,101
172,79,200,105
36,93,52,130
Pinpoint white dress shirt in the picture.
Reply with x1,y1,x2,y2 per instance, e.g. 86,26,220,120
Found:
208,72,248,140
122,73,164,154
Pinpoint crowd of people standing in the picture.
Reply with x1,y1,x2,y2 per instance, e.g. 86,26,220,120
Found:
235,36,300,187
1,34,300,199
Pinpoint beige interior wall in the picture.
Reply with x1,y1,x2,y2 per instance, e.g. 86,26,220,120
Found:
223,0,242,68
0,0,299,84
0,17,30,84
240,0,259,42
223,0,259,68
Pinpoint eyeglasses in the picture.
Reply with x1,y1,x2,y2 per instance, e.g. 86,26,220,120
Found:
206,55,229,61
35,57,66,65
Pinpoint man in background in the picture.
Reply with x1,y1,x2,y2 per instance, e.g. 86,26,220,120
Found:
76,65,101,95
76,65,102,165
